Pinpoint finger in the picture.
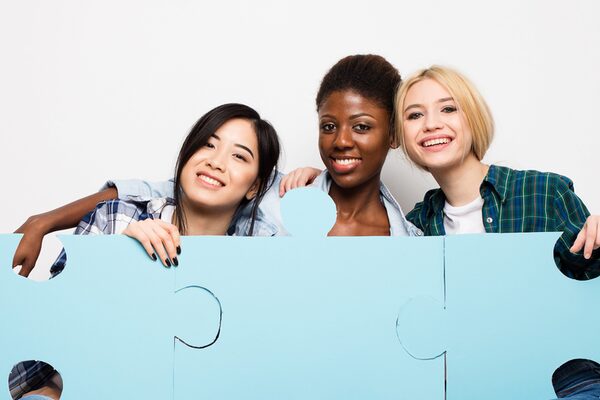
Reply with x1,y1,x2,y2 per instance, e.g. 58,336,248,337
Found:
279,177,287,197
584,220,598,259
570,227,587,253
17,259,34,277
124,224,157,261
166,222,181,255
596,219,600,250
284,175,294,194
151,224,177,267
154,221,180,264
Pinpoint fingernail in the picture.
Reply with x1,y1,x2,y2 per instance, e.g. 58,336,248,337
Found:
173,257,179,267
176,246,181,255
151,253,157,261
165,259,171,268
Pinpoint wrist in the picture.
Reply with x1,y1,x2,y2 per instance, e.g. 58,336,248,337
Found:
26,213,56,234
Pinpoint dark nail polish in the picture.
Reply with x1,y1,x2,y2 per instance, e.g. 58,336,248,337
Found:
176,246,181,255
173,257,179,267
165,259,171,268
151,253,157,261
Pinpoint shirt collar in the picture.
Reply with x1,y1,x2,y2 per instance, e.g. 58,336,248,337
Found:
312,170,416,236
425,164,510,215
482,164,510,203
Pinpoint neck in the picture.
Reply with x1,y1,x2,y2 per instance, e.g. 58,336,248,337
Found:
176,199,237,236
429,155,489,207
328,174,384,219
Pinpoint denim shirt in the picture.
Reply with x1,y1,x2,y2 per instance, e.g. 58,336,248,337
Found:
104,170,422,237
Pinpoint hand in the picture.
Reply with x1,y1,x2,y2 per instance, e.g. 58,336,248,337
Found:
123,219,181,268
13,215,51,277
570,215,600,259
278,167,322,197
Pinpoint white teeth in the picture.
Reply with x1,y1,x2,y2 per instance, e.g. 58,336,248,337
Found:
423,138,451,147
199,175,223,186
334,158,360,165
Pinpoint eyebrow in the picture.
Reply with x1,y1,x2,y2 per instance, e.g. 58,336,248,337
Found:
212,134,255,159
404,97,455,112
319,112,376,120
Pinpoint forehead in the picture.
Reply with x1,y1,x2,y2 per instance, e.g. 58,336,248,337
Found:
405,78,452,103
213,118,258,149
319,90,389,118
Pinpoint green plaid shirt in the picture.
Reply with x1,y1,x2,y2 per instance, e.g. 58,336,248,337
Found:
407,165,600,280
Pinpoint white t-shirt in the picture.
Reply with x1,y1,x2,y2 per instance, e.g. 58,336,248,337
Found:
443,196,485,234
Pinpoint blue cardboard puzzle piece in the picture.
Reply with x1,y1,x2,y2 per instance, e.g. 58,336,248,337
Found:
173,189,445,398
397,232,600,399
0,234,221,399
0,188,445,399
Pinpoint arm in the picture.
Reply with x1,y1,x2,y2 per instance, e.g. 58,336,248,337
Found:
553,178,600,279
13,187,117,277
104,178,175,201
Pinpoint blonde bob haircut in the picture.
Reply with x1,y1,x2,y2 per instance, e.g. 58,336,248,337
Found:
395,66,494,162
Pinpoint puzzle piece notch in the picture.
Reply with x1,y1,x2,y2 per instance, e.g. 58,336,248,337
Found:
280,188,336,237
396,296,446,360
173,284,222,349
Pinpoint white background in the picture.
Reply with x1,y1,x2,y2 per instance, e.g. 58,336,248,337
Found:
1,0,599,280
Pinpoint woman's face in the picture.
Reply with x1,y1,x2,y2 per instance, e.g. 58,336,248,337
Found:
402,78,473,172
180,118,260,212
318,90,392,189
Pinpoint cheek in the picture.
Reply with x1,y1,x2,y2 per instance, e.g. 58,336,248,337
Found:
402,125,418,149
230,163,259,192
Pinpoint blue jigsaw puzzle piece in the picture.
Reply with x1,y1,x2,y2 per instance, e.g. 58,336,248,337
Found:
398,232,600,399
0,234,220,399
171,189,445,399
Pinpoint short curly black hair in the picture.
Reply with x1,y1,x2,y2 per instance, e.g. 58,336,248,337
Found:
315,54,401,123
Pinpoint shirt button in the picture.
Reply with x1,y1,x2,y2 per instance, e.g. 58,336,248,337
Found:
486,217,493,223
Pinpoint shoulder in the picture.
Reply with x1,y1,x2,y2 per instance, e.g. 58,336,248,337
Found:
497,166,574,195
407,188,443,226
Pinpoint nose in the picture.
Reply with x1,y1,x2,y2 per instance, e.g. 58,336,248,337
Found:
332,125,354,149
206,149,227,172
424,111,443,132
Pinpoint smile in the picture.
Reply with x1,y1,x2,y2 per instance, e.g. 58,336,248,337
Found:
422,137,451,147
330,157,362,173
196,173,225,187
334,158,361,165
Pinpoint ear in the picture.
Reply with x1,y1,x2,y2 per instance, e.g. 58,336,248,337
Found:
389,131,400,149
245,179,260,200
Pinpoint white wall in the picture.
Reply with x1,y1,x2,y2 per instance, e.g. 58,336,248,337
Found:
1,0,599,280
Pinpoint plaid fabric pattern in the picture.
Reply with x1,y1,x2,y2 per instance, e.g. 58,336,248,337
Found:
8,360,57,399
407,165,600,280
49,198,170,275
10,198,171,399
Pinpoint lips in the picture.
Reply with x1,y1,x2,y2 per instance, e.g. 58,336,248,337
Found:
419,135,453,151
329,156,362,173
196,172,225,188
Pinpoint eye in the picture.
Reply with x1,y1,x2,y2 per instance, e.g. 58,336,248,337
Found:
204,142,216,149
320,122,336,132
233,153,248,162
441,105,457,113
407,112,423,120
354,123,371,132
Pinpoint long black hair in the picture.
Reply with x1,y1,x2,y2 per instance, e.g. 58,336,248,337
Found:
173,103,280,235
